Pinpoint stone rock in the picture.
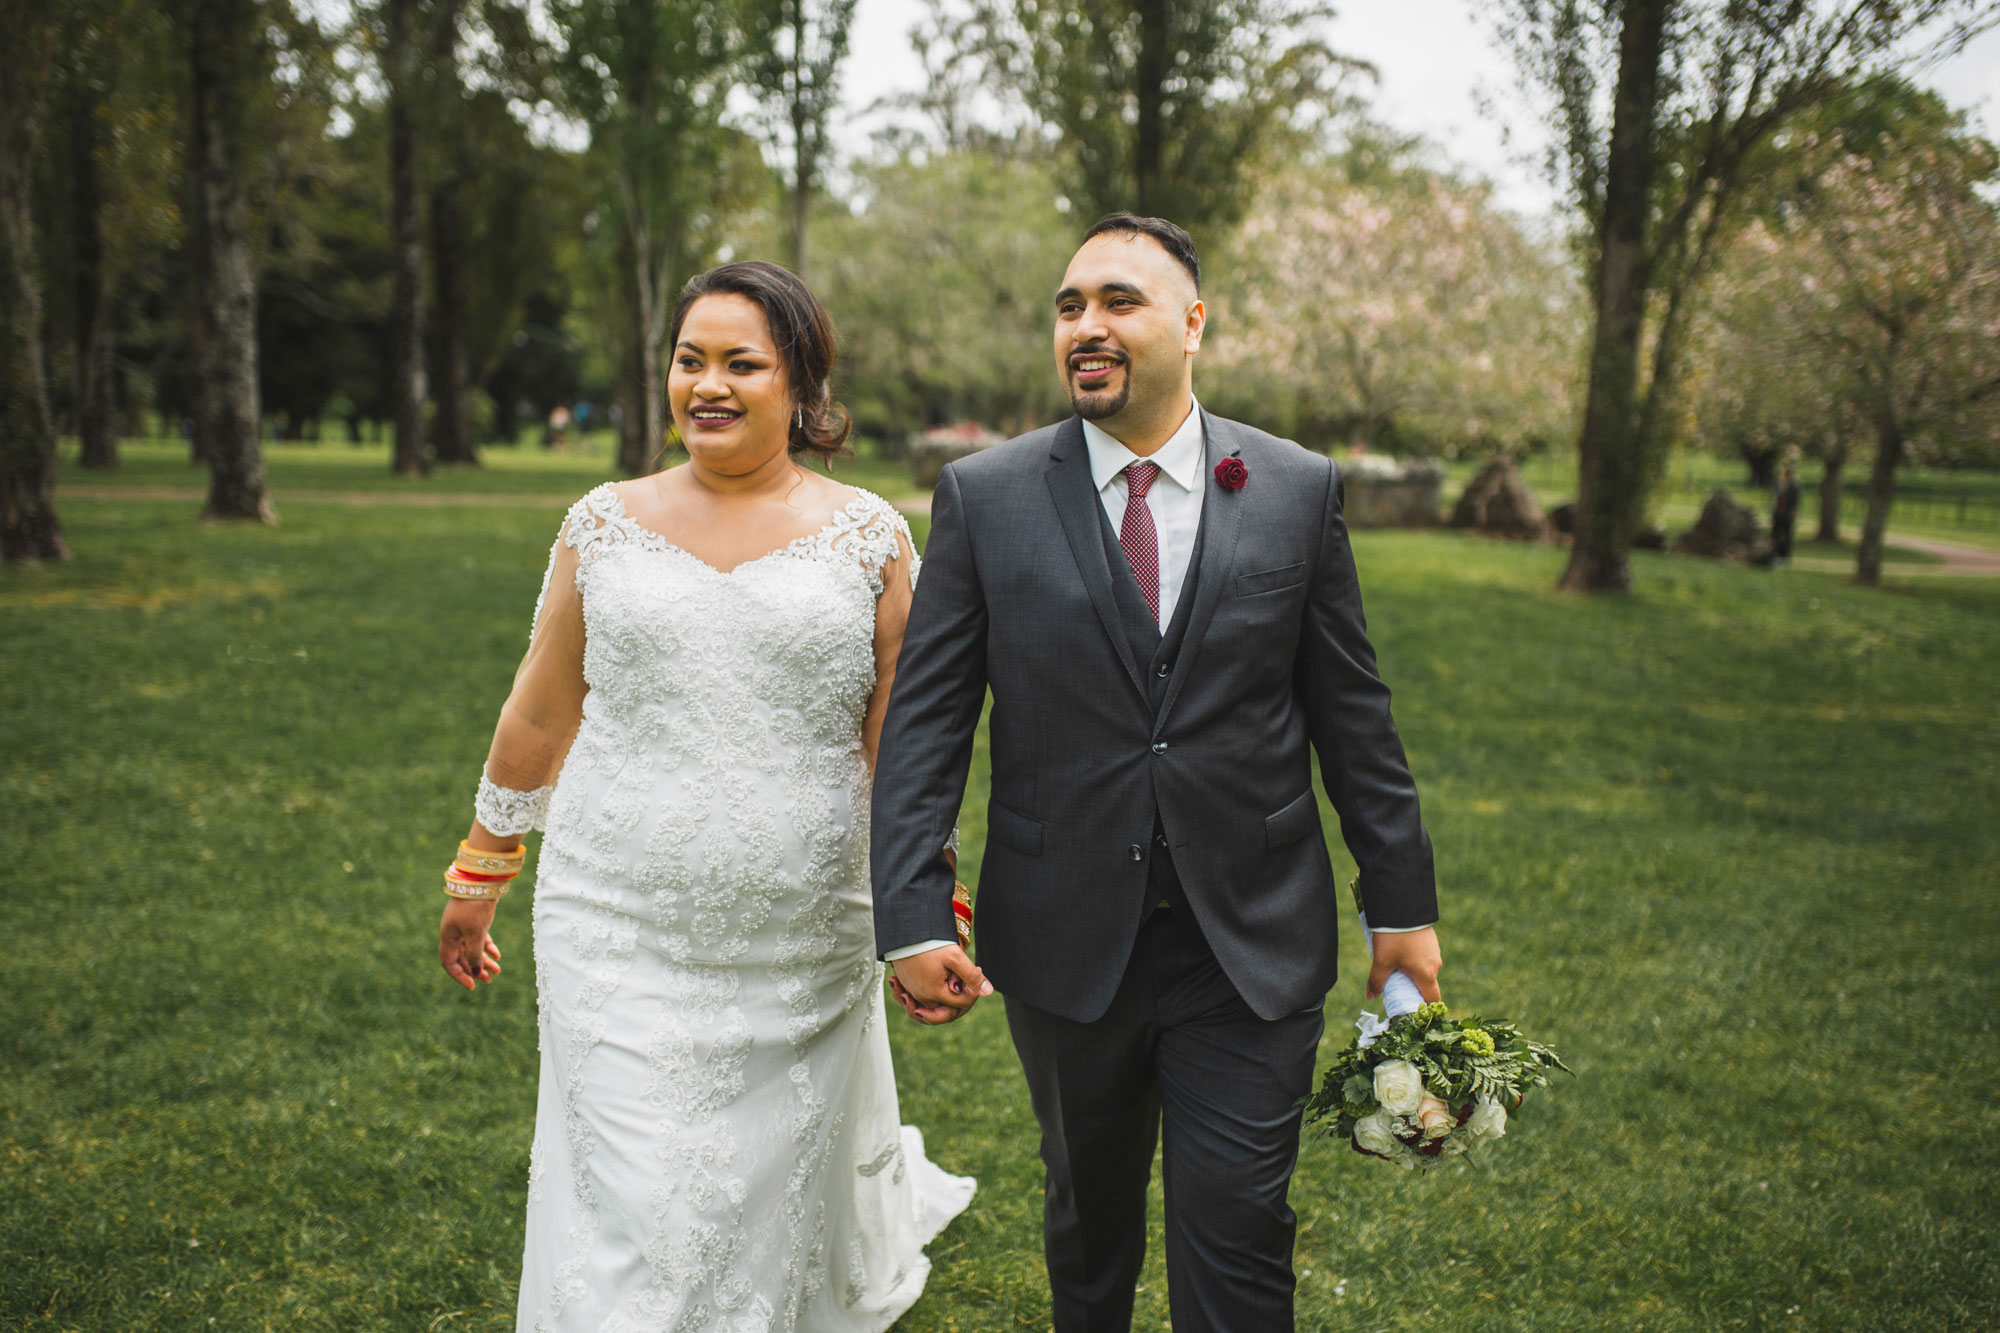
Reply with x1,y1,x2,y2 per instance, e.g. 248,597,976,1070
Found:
1448,457,1547,539
908,422,1006,489
1548,501,1575,535
1671,490,1772,562
1339,456,1445,529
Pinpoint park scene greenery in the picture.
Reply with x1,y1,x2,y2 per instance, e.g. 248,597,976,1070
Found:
5,0,2000,1328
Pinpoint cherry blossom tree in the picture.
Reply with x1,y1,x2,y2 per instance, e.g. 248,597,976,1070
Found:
1202,162,1584,459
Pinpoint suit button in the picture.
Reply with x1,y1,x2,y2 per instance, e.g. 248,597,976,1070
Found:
1156,661,1171,677
1151,741,1168,754
1128,844,1144,861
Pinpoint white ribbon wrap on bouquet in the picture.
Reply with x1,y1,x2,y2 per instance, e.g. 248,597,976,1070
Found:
1354,911,1425,1047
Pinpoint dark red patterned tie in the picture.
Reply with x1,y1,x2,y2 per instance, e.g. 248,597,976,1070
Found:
1120,461,1161,622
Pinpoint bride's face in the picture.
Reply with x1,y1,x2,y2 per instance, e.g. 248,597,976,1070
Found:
668,294,794,474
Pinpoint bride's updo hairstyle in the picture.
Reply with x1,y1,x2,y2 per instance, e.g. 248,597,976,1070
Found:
670,260,853,463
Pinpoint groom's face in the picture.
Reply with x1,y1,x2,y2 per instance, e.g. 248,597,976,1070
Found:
1054,234,1204,425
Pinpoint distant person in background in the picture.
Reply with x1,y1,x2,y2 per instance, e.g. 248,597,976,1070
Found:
545,403,572,451
1771,462,1801,567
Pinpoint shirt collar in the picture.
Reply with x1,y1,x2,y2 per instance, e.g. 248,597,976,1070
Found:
1083,400,1206,495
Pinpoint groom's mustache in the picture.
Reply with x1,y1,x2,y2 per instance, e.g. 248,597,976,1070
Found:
1067,345,1128,371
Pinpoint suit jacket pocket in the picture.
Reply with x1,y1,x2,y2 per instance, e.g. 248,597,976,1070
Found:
1237,562,1307,598
1264,789,1320,850
989,800,1044,856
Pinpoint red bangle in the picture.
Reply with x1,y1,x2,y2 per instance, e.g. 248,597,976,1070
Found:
446,865,517,883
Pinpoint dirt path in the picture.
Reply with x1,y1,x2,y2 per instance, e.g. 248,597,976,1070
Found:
1789,534,2000,578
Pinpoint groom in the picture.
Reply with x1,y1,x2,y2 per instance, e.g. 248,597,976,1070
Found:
871,213,1444,1330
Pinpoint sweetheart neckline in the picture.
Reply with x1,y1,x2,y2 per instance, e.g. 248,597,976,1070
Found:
589,486,884,577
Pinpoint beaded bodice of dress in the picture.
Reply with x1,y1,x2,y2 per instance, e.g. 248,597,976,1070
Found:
532,481,915,964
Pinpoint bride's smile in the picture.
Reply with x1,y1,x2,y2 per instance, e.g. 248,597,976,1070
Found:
669,292,792,472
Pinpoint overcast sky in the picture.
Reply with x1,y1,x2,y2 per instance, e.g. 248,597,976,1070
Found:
836,0,2000,221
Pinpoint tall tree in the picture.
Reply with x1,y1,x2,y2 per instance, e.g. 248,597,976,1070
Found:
744,0,856,275
182,0,274,520
427,0,475,465
0,5,67,560
384,0,429,475
551,0,739,476
64,11,120,469
958,0,1348,239
1494,0,2000,592
1792,144,2000,583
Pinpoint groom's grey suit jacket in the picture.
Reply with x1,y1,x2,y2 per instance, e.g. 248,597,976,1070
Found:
871,410,1436,1023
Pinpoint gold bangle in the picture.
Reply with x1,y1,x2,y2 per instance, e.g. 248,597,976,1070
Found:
443,877,507,901
456,840,525,875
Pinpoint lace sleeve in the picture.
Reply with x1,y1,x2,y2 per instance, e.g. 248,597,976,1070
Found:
528,486,617,640
475,491,592,840
841,491,920,597
476,765,553,836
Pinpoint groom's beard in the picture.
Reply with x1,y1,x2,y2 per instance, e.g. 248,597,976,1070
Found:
1072,382,1136,418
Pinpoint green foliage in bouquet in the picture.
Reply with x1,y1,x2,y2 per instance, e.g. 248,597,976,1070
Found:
1302,1002,1570,1170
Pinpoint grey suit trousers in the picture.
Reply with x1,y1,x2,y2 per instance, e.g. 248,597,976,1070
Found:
1005,837,1323,1333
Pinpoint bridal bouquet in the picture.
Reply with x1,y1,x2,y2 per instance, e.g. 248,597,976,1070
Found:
1302,893,1568,1170
1301,1000,1568,1170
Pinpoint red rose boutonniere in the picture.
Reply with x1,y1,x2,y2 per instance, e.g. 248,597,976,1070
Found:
1214,455,1249,491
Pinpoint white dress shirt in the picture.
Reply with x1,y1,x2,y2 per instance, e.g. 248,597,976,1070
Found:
1083,401,1206,630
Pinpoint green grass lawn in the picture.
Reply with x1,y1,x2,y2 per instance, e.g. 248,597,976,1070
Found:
4,475,1998,1330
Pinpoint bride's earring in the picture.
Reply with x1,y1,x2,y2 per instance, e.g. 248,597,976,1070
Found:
795,407,803,433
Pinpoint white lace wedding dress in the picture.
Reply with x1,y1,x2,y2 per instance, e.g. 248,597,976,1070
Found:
482,483,974,1332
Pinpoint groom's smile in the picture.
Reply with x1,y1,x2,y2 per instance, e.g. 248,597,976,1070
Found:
1054,228,1206,449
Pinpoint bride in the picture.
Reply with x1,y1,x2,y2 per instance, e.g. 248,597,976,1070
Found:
435,260,975,1330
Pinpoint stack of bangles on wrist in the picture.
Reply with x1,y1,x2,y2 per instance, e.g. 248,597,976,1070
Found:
443,839,525,900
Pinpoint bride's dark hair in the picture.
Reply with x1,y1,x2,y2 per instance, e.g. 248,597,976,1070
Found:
669,261,853,463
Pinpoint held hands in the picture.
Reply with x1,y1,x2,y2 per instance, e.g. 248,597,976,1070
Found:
888,944,992,1025
1366,926,1443,1005
439,898,504,990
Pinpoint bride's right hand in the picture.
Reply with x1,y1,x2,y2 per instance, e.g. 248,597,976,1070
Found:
440,899,503,990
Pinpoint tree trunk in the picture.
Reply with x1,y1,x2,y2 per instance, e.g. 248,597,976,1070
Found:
1855,420,1900,587
0,38,67,560
788,2,810,275
618,293,664,476
188,0,273,522
616,217,668,477
1557,0,1669,594
789,105,809,275
617,373,645,476
1132,0,1167,215
429,176,474,464
71,92,119,470
1816,439,1846,543
388,0,428,476
1740,444,1776,489
428,0,474,466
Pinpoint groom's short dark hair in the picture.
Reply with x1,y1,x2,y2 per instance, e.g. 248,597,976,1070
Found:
1082,213,1201,294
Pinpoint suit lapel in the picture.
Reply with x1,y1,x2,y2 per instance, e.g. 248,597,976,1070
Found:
1155,408,1245,727
1045,417,1148,700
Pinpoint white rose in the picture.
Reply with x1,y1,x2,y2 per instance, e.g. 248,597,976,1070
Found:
1352,1111,1400,1158
1416,1095,1455,1142
1372,1059,1426,1115
1465,1099,1508,1145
